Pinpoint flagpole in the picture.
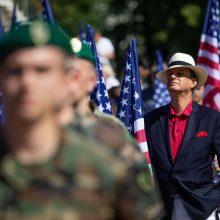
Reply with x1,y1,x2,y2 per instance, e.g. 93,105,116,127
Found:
202,0,212,33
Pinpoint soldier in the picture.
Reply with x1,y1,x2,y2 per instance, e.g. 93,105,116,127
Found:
59,38,144,164
0,21,163,219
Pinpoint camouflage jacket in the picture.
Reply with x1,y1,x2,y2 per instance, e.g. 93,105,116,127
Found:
72,111,144,165
0,127,163,220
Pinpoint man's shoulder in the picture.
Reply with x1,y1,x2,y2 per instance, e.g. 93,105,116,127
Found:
64,126,123,162
64,126,160,204
94,110,125,127
195,103,220,116
72,113,144,164
0,127,163,219
192,103,220,125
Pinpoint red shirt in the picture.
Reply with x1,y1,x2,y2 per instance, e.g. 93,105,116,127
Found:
169,101,192,160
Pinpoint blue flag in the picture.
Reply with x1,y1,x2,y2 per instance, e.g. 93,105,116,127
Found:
10,3,19,30
117,39,145,134
41,0,56,26
117,39,150,162
153,50,170,108
0,15,4,126
117,49,132,131
0,14,4,38
86,24,112,114
79,20,86,42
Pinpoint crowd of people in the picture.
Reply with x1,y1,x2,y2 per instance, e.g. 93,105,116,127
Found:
0,17,219,220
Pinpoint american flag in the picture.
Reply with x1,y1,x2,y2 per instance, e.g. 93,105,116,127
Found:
117,39,151,166
86,24,112,114
41,0,56,26
0,95,4,126
153,50,170,108
197,0,220,110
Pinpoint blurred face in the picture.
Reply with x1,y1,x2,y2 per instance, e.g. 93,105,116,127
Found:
167,67,197,94
94,32,101,42
0,47,69,122
68,58,97,104
193,86,204,104
139,65,150,80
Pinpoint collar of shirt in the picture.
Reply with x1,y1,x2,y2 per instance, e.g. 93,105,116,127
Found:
170,100,192,120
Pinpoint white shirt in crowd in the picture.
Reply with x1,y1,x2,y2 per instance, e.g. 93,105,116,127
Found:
96,37,115,64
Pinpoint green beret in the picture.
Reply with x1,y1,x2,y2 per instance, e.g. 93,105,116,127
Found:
0,20,73,60
70,38,95,63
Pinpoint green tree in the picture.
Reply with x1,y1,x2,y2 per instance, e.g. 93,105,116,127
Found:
19,0,209,70
106,0,207,66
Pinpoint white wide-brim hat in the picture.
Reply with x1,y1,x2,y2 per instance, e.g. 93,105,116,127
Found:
156,52,208,89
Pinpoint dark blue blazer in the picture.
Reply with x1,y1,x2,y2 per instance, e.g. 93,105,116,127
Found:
144,103,220,220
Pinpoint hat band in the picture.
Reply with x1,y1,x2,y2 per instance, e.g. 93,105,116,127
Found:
169,61,193,68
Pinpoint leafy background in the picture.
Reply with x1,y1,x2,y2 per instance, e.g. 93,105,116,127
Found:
16,0,208,72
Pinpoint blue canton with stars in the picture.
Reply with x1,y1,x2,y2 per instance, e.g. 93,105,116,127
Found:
204,0,220,52
153,50,170,109
117,39,144,133
86,24,112,114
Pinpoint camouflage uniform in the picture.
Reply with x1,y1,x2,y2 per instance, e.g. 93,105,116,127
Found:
73,107,144,165
0,126,163,220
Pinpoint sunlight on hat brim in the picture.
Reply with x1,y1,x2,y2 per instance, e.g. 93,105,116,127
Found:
156,65,208,89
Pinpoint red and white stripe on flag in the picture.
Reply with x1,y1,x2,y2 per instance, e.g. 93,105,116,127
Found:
197,0,220,110
133,118,151,164
197,34,220,110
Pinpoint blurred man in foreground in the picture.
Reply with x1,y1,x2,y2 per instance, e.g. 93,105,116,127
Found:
0,21,163,220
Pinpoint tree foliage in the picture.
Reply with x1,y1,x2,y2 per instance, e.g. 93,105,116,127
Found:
105,0,207,64
23,0,209,69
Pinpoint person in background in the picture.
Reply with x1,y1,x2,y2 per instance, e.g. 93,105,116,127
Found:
102,63,120,115
139,58,154,114
94,31,115,65
63,38,164,219
63,38,149,165
145,52,220,220
0,20,163,220
193,85,204,105
102,63,119,91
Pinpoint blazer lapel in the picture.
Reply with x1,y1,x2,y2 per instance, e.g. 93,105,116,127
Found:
159,104,174,164
175,103,199,163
